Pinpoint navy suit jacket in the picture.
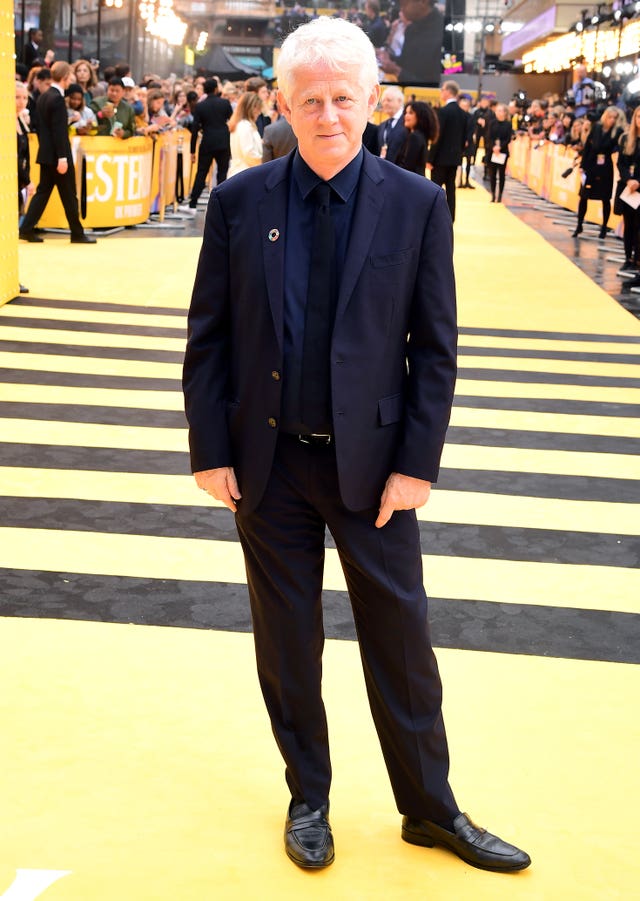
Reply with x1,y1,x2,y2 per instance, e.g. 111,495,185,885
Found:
376,117,408,164
183,149,457,513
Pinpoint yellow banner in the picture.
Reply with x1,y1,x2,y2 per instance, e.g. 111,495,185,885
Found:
26,135,155,229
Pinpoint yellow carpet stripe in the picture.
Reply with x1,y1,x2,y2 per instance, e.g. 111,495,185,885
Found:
456,378,640,404
1,467,637,536
0,419,187,451
0,351,182,379
0,325,185,353
0,304,186,329
0,527,637,614
460,354,638,378
459,334,640,355
441,444,640,480
451,406,640,438
0,383,185,411
3,381,638,412
424,490,639,535
0,378,640,416
1,615,638,901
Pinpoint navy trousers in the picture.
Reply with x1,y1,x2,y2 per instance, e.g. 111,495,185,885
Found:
235,433,459,827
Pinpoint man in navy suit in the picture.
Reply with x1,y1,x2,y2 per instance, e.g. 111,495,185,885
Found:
183,16,529,875
376,85,408,164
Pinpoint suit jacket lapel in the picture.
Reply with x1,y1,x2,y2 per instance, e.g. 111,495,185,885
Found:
258,156,293,353
335,151,385,326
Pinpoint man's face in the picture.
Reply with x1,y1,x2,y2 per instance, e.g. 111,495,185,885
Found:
34,30,43,44
107,83,124,104
381,91,403,117
278,63,379,177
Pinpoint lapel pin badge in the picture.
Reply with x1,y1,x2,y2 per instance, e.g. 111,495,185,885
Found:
268,228,280,242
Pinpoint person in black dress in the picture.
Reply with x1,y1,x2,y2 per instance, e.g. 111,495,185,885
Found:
487,103,514,203
395,101,439,175
616,105,640,281
573,106,624,239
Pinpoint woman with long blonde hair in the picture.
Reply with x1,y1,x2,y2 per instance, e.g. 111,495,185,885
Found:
572,105,624,238
615,105,640,279
227,91,263,178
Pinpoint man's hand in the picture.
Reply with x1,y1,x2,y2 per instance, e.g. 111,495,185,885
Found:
57,159,68,174
375,472,431,528
195,467,241,513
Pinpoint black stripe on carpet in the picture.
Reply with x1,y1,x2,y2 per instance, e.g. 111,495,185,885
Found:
438,469,640,503
0,401,186,428
1,569,637,663
1,316,186,339
0,340,182,363
454,396,640,418
458,368,640,388
1,498,636,568
458,346,640,365
8,297,187,316
0,369,180,390
0,443,190,473
458,326,640,344
446,427,640,455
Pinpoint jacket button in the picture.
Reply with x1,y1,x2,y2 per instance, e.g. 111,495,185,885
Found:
267,417,277,428
271,370,281,381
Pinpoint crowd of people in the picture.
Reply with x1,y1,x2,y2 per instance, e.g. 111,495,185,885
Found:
14,29,640,286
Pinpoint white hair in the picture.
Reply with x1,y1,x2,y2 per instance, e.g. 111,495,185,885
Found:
277,16,378,101
381,86,405,103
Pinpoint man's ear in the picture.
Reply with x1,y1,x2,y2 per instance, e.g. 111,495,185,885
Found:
277,90,292,124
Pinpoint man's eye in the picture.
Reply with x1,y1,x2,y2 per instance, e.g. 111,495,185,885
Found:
336,96,349,103
305,98,316,105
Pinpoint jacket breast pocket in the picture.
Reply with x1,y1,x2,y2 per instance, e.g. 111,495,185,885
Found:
378,393,403,426
370,249,412,269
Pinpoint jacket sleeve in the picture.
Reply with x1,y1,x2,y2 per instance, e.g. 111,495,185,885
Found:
183,190,234,472
393,187,457,482
52,93,71,160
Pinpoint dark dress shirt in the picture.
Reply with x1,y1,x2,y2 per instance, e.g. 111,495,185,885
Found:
280,149,363,434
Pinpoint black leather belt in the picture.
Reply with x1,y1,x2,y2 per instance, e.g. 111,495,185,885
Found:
297,433,332,447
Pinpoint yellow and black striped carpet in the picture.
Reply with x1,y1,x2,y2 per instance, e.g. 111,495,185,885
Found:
1,190,639,900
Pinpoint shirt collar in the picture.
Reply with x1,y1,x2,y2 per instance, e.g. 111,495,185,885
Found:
52,83,65,96
293,147,364,204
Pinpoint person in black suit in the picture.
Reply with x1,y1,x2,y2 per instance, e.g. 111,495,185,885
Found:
19,61,96,244
262,112,298,162
376,86,408,164
22,28,43,69
183,16,530,876
427,80,468,222
181,78,233,213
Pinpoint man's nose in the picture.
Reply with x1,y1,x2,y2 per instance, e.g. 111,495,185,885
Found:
318,102,338,124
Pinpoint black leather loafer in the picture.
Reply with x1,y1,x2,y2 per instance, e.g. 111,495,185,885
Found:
70,235,97,244
19,231,43,243
285,801,334,869
402,812,531,872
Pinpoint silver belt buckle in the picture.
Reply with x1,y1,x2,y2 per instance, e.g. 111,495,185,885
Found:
298,433,332,446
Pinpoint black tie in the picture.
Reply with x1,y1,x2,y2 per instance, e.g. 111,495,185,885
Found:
301,181,336,433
